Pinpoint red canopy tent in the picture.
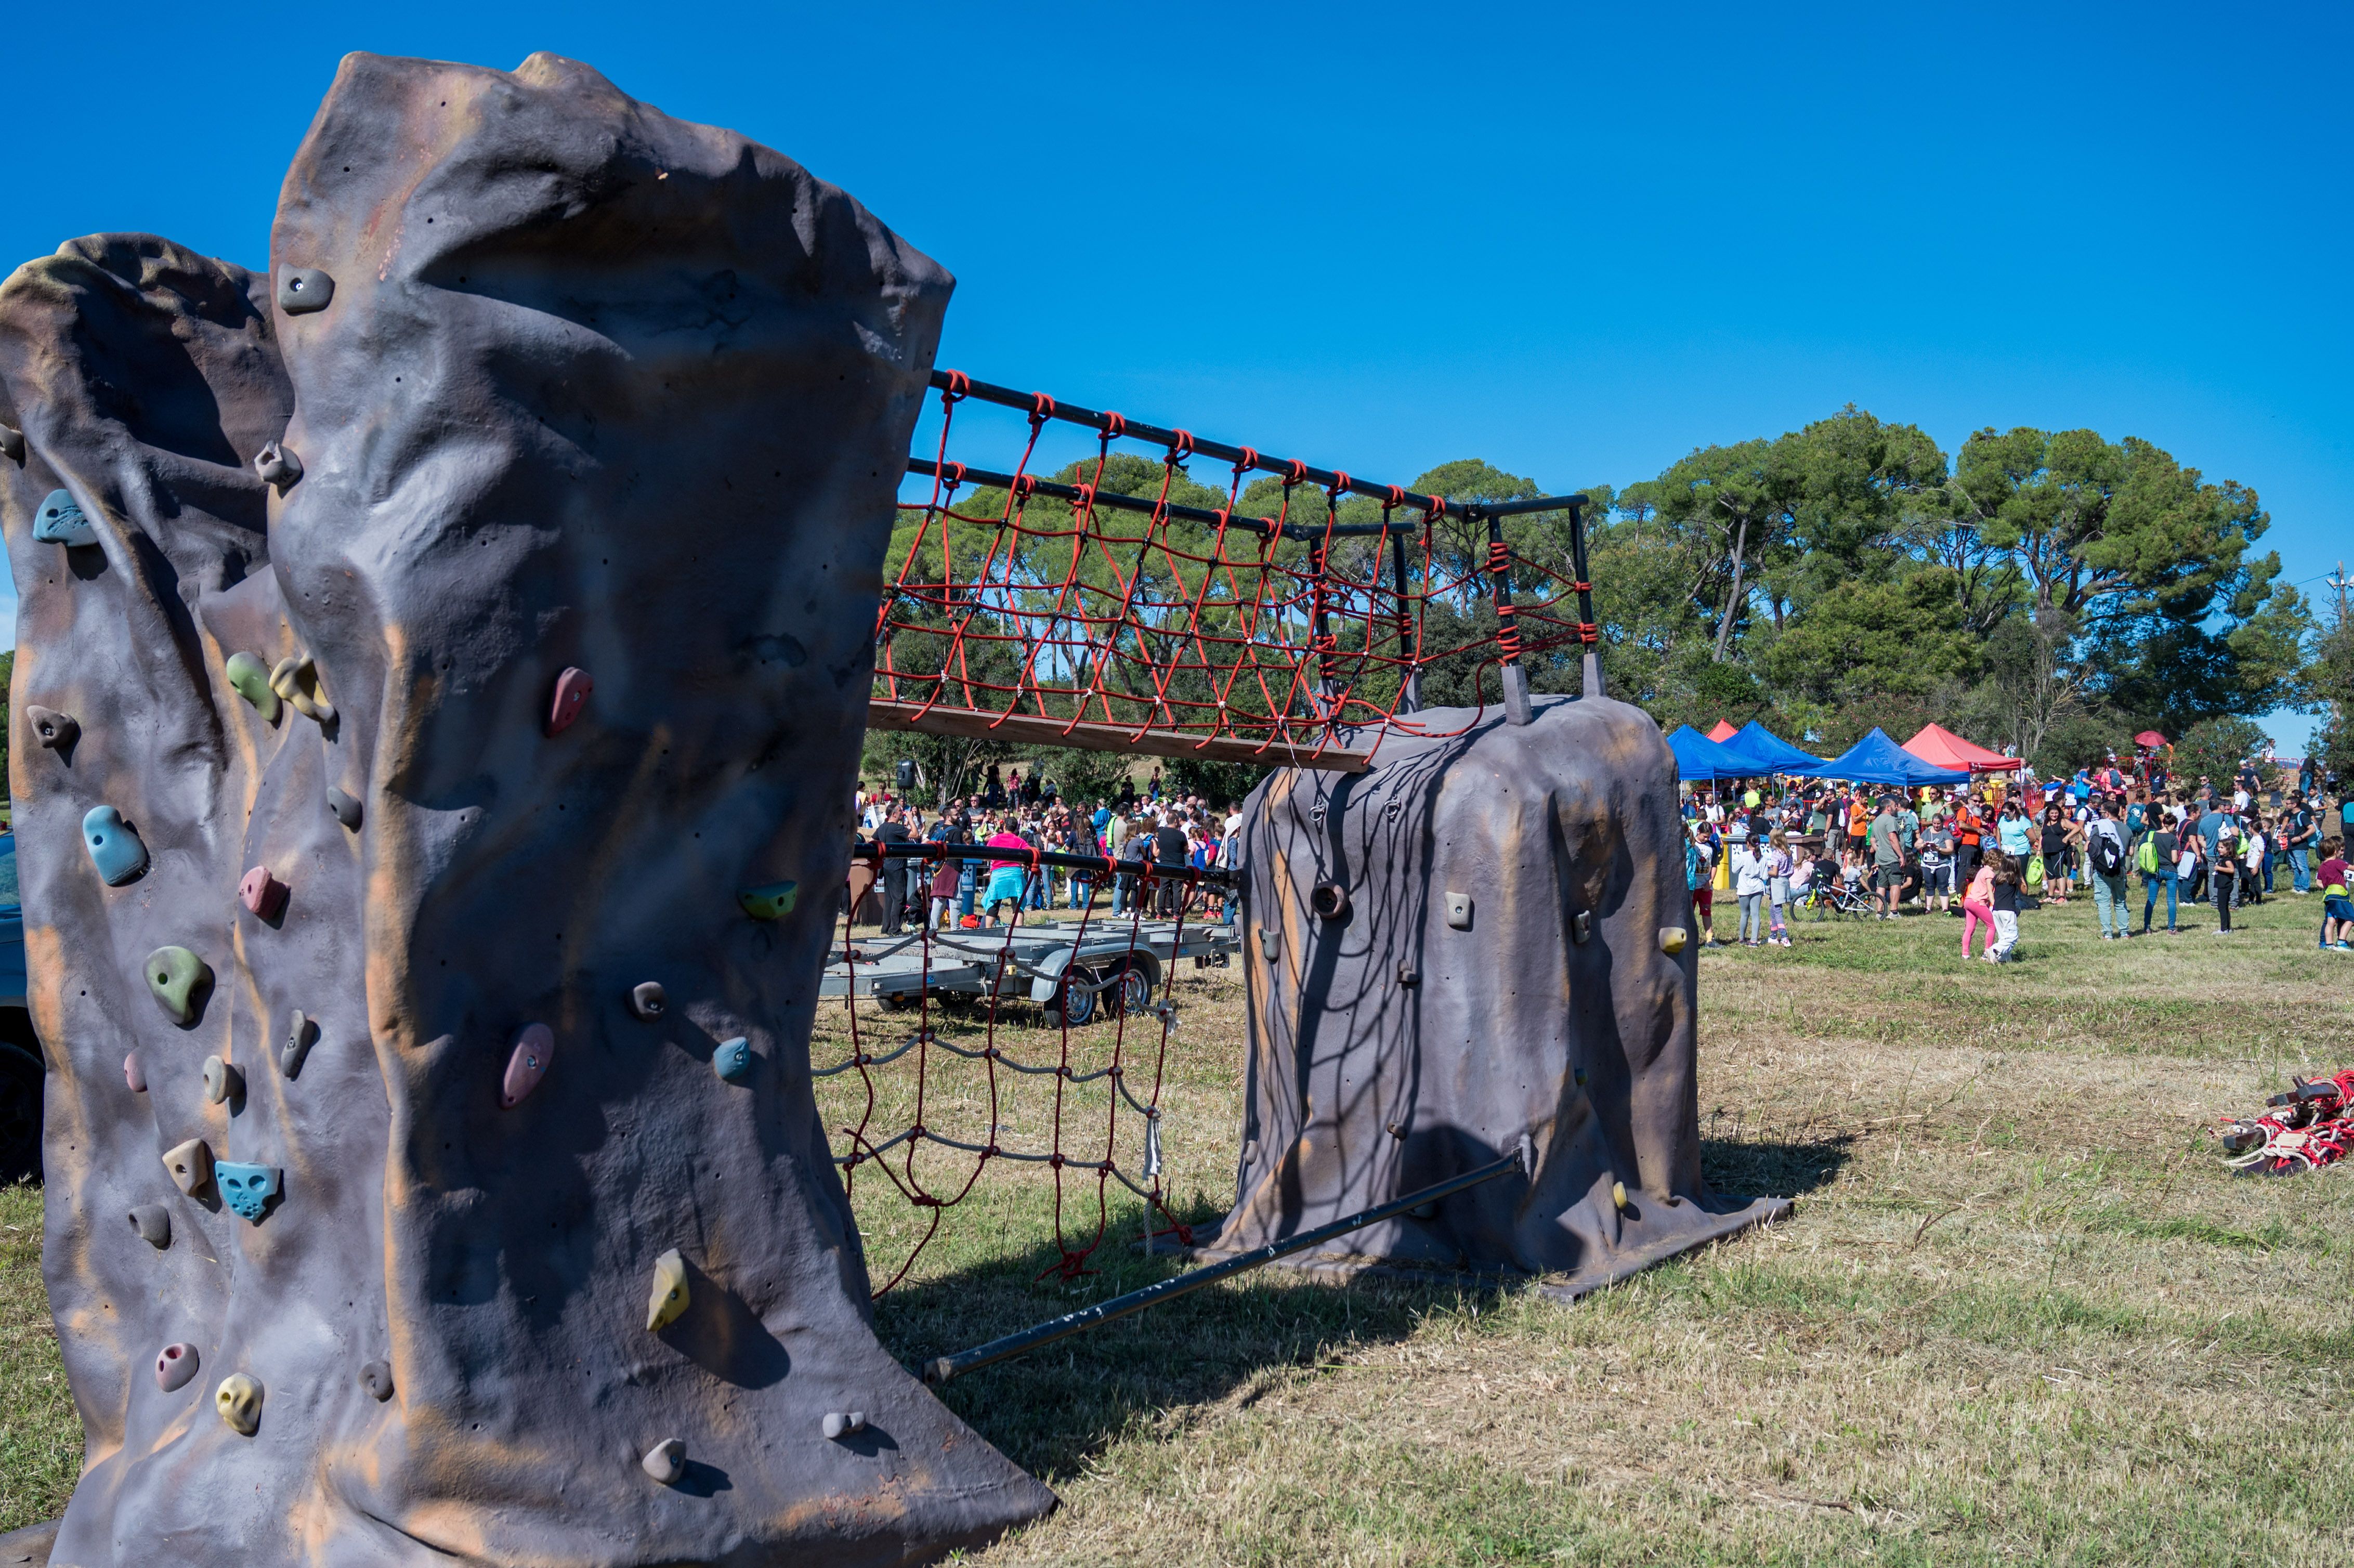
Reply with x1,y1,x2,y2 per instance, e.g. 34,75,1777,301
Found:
1705,720,1740,742
1901,723,2022,773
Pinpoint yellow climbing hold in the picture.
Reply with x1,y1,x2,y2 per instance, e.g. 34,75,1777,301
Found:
270,655,334,724
646,1248,689,1332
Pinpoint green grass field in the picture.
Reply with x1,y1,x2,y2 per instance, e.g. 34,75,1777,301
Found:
6,885,2352,1563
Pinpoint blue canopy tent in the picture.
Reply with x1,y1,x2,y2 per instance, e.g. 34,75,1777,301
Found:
1810,727,1969,788
1666,725,1749,782
1715,721,1826,776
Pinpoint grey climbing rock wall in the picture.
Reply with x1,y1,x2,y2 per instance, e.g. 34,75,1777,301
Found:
2,52,1051,1566
1206,695,1788,1293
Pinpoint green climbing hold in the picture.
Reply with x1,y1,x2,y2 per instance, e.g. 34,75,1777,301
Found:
225,652,280,722
738,881,799,921
145,946,213,1025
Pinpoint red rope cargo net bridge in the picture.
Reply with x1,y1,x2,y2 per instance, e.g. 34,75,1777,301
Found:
820,372,1591,1347
872,369,1603,772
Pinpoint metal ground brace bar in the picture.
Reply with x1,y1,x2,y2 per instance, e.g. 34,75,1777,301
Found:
921,1136,1534,1385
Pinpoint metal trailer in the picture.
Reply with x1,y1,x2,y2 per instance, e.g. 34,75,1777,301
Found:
819,917,1238,1026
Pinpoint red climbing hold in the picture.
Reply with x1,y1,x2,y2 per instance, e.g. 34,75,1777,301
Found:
501,1023,554,1108
239,866,288,920
547,668,593,735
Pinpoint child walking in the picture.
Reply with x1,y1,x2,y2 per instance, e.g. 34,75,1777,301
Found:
1766,830,1794,946
1961,855,1998,960
1989,852,2023,962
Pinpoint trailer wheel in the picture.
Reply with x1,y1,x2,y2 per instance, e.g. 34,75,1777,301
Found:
1048,970,1101,1028
1112,963,1153,1017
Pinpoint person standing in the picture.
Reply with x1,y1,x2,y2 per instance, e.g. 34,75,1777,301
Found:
1767,830,1794,947
2085,798,2130,940
2285,792,2317,894
1961,855,1998,960
1868,797,1904,918
1687,823,1718,947
2209,818,2241,935
875,805,912,934
1921,815,1954,913
2138,810,2180,935
1731,832,1769,947
1996,801,2033,865
1153,811,1190,917
1988,853,2023,962
2318,837,2352,951
1953,792,1983,894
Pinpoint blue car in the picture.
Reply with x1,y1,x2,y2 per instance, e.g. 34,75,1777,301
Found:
0,833,42,1184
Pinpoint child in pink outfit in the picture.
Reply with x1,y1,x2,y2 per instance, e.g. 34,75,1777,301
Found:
1961,860,1997,959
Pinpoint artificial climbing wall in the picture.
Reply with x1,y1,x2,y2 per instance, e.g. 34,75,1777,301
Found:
1207,694,1788,1295
0,53,1052,1566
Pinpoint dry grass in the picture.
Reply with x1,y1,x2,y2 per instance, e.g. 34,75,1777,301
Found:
5,890,2352,1560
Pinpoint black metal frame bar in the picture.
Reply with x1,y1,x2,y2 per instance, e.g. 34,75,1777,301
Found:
852,840,1240,891
920,1138,1533,1385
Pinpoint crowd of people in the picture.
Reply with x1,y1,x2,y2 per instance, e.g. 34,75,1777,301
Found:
852,763,1241,934
1681,760,2354,963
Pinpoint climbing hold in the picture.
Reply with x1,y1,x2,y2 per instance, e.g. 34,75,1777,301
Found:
326,786,362,830
127,1204,171,1249
645,1248,689,1332
215,1162,280,1222
124,1052,146,1092
145,946,213,1025
162,1138,214,1197
712,1037,752,1082
278,267,334,314
1573,1064,1588,1087
0,422,20,462
24,704,77,750
239,865,289,920
738,881,799,921
200,1054,243,1106
628,981,666,1021
1257,928,1278,961
1445,891,1473,930
269,655,334,724
225,651,281,722
1612,1180,1628,1213
280,1010,316,1078
253,441,302,491
821,1410,868,1440
1572,910,1593,944
359,1360,395,1402
642,1438,686,1484
83,804,149,886
1658,926,1688,956
1310,883,1350,922
501,1023,554,1108
215,1373,264,1435
547,667,593,735
32,488,97,546
154,1342,199,1392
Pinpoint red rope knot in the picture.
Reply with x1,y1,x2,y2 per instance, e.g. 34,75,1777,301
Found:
1010,473,1038,501
1028,391,1056,424
1487,540,1511,571
1278,458,1309,486
1578,621,1601,644
1385,485,1407,509
1168,428,1195,463
1327,472,1352,507
1070,481,1096,513
1234,445,1260,476
939,369,970,404
1048,1153,1066,1170
1571,580,1592,593
1426,496,1448,520
1101,410,1127,442
938,460,967,493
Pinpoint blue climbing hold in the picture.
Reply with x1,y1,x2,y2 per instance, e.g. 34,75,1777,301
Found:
215,1162,280,1222
713,1037,753,1082
83,805,149,886
32,489,96,546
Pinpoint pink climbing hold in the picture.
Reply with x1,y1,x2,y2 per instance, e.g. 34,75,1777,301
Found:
154,1341,200,1393
501,1023,554,1109
547,667,593,735
125,1052,146,1092
239,865,289,920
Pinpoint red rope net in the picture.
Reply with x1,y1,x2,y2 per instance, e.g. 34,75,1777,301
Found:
875,373,1600,766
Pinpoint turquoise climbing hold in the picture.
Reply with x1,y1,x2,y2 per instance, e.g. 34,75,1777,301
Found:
145,946,212,1025
83,805,149,886
713,1037,753,1082
32,488,96,546
739,881,799,920
225,652,281,722
215,1162,280,1222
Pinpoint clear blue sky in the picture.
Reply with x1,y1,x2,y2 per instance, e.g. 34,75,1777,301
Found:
6,3,2345,749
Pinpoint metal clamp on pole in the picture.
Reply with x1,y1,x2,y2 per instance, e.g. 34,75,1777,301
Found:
922,1134,1537,1386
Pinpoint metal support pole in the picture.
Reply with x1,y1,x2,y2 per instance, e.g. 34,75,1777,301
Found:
1567,500,1603,699
1390,528,1420,714
922,1138,1534,1385
1310,538,1336,723
1486,516,1531,725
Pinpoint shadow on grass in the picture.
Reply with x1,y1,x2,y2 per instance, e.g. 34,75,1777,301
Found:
1702,1132,1854,1198
869,1194,1513,1484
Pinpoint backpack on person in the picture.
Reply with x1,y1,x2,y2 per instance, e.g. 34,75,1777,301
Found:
2136,835,2157,874
2093,832,2125,876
